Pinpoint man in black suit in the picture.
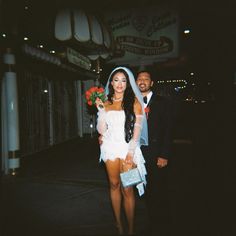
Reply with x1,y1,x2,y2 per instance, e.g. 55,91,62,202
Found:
136,70,175,236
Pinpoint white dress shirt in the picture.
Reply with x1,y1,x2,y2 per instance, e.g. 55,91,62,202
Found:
143,91,153,108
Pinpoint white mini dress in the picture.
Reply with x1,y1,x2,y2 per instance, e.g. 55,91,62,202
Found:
97,110,147,196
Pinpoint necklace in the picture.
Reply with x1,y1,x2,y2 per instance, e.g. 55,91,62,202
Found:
112,97,123,102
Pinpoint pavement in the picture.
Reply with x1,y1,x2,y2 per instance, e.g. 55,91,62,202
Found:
1,137,149,236
1,108,234,236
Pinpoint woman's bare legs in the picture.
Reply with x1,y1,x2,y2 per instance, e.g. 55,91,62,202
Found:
105,159,123,234
121,161,135,235
122,185,135,234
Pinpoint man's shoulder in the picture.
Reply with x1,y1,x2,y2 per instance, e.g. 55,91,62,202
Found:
151,94,175,113
152,93,171,103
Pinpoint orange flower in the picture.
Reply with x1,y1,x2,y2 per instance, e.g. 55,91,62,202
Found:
87,100,93,106
144,107,150,113
144,107,150,119
97,87,104,93
85,90,91,96
85,93,91,100
90,87,97,93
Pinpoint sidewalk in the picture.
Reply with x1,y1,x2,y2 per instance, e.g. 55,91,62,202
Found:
1,135,226,236
1,137,149,236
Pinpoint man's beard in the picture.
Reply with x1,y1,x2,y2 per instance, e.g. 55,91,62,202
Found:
139,86,149,93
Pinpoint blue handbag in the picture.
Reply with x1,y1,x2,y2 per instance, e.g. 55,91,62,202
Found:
120,168,142,188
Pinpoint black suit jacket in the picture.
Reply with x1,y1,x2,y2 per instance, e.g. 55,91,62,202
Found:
141,93,175,161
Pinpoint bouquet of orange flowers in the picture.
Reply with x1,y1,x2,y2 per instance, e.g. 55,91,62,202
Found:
85,86,106,106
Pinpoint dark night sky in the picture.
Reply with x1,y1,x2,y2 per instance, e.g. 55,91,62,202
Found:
1,0,236,87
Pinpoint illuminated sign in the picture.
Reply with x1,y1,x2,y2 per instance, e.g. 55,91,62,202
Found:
66,47,91,70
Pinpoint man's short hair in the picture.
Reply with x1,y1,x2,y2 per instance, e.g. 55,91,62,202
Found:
137,70,152,79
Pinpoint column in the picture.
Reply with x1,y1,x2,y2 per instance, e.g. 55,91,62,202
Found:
2,48,20,175
76,80,83,137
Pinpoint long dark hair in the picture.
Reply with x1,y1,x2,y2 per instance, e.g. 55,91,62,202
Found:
107,69,136,143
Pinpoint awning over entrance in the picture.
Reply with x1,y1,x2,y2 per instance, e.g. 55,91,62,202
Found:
55,9,112,60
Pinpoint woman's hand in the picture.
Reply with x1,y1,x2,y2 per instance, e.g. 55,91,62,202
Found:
98,135,103,145
95,98,105,110
122,153,135,171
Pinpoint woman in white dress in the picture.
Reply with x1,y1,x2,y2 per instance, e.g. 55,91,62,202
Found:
95,67,148,235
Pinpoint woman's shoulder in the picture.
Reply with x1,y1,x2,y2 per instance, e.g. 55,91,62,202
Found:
134,97,142,107
103,100,110,106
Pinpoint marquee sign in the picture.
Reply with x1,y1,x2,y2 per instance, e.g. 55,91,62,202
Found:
105,6,179,65
66,47,91,70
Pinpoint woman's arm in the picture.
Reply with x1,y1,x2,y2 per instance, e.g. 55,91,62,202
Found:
96,99,108,135
127,99,143,158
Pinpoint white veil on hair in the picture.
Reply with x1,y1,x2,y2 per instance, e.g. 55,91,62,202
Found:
105,66,148,146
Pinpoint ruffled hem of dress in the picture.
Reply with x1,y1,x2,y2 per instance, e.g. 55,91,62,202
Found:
99,147,147,197
99,150,127,163
134,149,147,196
